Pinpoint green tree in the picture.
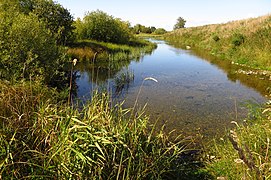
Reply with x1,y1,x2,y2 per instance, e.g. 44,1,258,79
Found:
32,0,74,45
153,28,167,35
174,17,186,30
76,10,132,44
0,1,68,88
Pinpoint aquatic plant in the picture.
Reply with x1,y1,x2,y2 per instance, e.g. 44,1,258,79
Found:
113,70,134,96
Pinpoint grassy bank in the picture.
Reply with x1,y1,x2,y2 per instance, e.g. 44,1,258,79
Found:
205,102,271,179
0,81,200,179
164,15,271,70
67,39,157,62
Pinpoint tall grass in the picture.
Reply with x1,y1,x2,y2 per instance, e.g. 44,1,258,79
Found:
206,102,271,179
67,39,157,62
0,81,190,179
164,14,271,70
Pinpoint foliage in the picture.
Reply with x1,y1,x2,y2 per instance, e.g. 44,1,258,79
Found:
74,10,133,44
0,81,188,179
212,35,220,42
174,17,186,30
132,24,156,34
206,102,271,179
23,0,75,45
0,0,69,89
154,28,167,35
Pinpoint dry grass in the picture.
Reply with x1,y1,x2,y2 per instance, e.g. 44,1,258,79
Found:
164,14,271,69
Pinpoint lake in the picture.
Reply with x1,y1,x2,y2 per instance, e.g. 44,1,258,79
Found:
75,39,269,139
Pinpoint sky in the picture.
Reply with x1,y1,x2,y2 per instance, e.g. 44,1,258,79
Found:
56,0,271,30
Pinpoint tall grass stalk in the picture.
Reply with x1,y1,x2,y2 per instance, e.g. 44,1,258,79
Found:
0,81,188,179
206,102,271,179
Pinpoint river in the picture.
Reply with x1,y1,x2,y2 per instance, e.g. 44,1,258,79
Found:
75,39,269,139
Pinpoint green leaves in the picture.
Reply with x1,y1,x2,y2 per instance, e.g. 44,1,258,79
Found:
174,16,186,30
31,0,75,45
75,10,133,44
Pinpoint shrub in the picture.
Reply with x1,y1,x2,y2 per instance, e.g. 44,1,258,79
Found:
75,10,133,44
212,35,220,42
0,1,69,89
154,28,167,35
231,33,245,46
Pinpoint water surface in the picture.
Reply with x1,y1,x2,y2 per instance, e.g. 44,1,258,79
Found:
75,39,269,138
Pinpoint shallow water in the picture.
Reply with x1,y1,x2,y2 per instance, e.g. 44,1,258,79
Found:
75,39,269,139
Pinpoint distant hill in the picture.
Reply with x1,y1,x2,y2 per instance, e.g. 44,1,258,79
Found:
164,15,271,70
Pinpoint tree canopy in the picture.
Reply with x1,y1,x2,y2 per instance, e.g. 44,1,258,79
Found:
75,10,133,44
0,0,69,88
174,17,186,30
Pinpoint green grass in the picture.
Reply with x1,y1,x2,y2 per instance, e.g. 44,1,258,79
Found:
206,102,271,179
164,15,271,70
0,81,199,179
67,38,157,62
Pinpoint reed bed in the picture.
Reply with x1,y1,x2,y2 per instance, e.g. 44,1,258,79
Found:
0,81,188,179
67,39,157,62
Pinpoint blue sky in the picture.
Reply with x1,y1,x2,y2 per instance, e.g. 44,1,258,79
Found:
56,0,271,30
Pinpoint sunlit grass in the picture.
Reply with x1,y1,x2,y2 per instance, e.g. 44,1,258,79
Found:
164,14,271,70
206,102,271,179
67,39,157,62
0,81,191,179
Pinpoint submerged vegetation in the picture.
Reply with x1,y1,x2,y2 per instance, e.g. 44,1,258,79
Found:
164,15,271,70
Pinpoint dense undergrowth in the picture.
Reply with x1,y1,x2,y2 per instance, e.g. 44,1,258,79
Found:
0,81,213,179
164,15,271,70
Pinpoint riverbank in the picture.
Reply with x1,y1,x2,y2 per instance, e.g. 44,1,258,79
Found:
163,15,271,179
0,81,195,179
67,39,157,62
164,15,271,71
205,101,271,179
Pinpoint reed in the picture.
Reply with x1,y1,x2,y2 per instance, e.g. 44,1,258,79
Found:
0,81,189,179
206,102,271,179
67,39,157,62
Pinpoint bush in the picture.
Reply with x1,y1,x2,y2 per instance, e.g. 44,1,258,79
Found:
0,3,68,89
212,35,220,42
154,28,167,35
231,33,245,46
75,10,133,44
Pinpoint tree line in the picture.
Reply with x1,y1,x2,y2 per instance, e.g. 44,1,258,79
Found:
0,0,186,89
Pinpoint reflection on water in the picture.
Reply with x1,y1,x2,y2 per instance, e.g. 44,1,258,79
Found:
75,39,269,139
